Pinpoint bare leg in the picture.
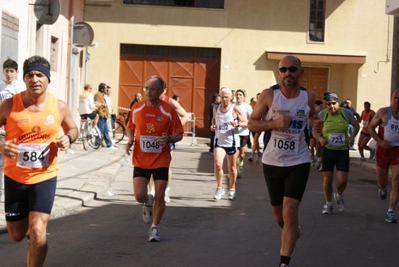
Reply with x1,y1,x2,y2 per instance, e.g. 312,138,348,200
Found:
272,197,301,257
153,179,168,225
336,171,348,195
389,165,399,210
227,152,239,188
214,148,226,187
322,171,334,202
26,212,50,267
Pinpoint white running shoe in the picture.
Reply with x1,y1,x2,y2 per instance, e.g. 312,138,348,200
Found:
142,194,154,224
322,203,333,215
214,188,225,200
148,226,161,242
334,193,346,212
228,189,236,200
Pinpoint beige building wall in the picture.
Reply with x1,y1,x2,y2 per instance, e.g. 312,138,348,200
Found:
85,0,393,115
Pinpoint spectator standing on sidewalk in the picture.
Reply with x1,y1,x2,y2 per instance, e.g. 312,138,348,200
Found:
0,58,26,201
210,87,246,201
0,55,78,266
104,85,116,142
94,83,114,148
312,93,359,215
234,89,252,178
358,101,376,161
78,84,99,136
248,55,316,267
208,93,221,153
368,89,399,223
126,75,183,241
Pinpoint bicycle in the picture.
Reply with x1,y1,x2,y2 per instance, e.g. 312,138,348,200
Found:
80,115,101,150
113,112,127,144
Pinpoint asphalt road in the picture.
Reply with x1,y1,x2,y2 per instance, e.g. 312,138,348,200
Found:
0,145,397,267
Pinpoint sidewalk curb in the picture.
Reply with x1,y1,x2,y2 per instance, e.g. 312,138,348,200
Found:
0,148,126,235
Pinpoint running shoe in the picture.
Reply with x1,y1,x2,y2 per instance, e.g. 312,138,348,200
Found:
378,188,387,200
148,226,161,242
238,160,244,173
142,194,154,224
228,189,236,200
334,193,346,212
236,172,242,179
214,188,225,200
385,211,397,223
279,264,289,267
164,187,171,203
322,203,333,215
359,157,366,162
248,156,253,163
369,148,375,159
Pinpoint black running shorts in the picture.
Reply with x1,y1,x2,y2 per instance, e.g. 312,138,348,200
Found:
263,163,310,206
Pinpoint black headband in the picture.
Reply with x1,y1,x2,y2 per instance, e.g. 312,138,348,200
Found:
23,63,51,83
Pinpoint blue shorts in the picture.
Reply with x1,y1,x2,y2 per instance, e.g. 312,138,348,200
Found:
4,175,57,222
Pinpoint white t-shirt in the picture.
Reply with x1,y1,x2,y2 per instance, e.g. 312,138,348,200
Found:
0,79,26,134
78,92,96,115
0,80,26,102
235,102,252,136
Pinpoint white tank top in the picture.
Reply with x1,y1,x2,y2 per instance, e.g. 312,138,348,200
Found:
215,104,240,147
263,86,310,166
383,107,399,147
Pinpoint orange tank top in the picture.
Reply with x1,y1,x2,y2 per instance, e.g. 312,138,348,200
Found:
4,93,61,184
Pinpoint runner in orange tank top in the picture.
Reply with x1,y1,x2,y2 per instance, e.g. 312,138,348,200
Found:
0,56,78,266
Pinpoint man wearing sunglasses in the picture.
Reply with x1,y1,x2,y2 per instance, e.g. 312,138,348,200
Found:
312,93,359,216
248,55,317,267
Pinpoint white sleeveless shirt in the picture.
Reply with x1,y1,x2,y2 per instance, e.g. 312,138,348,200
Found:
262,86,310,166
215,104,240,147
382,107,399,147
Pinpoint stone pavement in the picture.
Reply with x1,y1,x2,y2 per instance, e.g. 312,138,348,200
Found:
0,135,378,234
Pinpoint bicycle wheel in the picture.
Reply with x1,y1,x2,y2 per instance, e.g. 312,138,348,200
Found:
81,122,89,151
87,126,101,149
114,120,125,144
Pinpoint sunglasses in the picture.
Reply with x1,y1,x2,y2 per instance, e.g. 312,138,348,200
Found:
279,66,298,73
327,101,337,106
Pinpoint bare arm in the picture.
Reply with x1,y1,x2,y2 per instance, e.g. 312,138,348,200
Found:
368,107,391,149
232,105,248,127
210,105,217,132
170,98,190,125
349,118,360,147
57,100,79,150
248,88,291,133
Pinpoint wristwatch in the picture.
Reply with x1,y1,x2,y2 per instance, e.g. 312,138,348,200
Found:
168,136,173,143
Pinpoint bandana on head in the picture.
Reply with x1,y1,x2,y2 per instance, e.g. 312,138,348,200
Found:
23,63,51,83
323,92,338,102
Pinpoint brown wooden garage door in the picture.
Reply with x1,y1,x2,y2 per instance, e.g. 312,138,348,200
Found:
119,44,221,137
300,67,329,102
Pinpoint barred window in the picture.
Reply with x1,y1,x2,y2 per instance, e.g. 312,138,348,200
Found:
123,0,224,9
308,0,325,42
